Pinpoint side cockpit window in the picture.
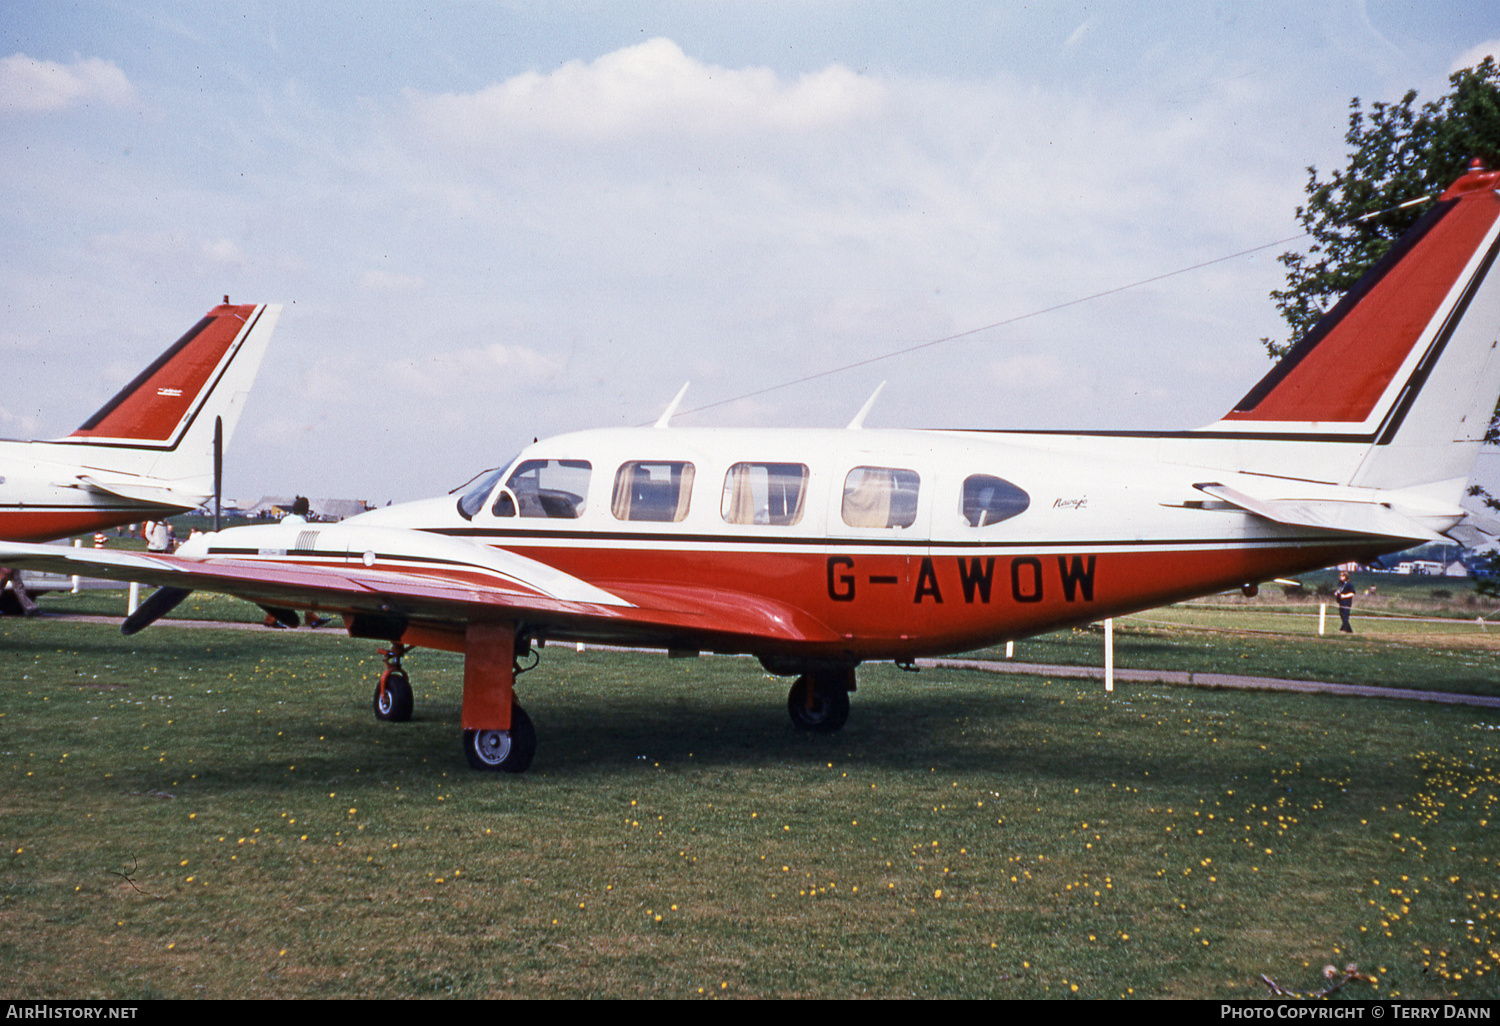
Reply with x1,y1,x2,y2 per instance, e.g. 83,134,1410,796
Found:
962,474,1029,527
612,461,695,522
722,463,808,526
493,460,592,518
842,467,920,529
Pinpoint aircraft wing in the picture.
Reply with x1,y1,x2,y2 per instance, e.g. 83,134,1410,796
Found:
0,534,841,648
1193,482,1446,543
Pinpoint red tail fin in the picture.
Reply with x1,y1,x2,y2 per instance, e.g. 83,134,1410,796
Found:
69,303,262,446
1224,167,1500,426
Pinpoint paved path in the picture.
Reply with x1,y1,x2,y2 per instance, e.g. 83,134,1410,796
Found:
923,657,1500,709
26,613,1500,710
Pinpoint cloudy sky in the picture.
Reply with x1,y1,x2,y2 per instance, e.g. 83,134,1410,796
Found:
3,1,1500,504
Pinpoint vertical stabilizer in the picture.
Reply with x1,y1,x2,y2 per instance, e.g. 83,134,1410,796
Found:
1201,164,1500,496
66,303,279,449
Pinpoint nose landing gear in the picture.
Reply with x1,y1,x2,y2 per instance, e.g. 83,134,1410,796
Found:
373,645,414,722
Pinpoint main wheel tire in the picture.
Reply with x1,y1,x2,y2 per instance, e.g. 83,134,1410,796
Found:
462,706,537,773
787,674,850,733
373,670,414,722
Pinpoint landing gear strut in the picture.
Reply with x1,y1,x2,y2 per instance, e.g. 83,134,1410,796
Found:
373,645,414,722
459,621,537,773
787,669,854,733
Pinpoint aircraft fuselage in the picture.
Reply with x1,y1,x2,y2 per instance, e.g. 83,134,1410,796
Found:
210,425,1424,663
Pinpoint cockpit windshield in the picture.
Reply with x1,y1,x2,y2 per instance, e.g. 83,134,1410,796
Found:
455,460,514,520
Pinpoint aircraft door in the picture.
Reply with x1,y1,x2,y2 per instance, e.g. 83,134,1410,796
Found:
822,464,934,650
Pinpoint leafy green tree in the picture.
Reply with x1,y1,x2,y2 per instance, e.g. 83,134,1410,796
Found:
1264,58,1500,362
1475,549,1500,599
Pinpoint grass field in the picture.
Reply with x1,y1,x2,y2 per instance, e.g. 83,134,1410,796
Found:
3,605,1498,999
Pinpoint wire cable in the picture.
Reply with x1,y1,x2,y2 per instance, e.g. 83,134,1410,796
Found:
668,231,1311,422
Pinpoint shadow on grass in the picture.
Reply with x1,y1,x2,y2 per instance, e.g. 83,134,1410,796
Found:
80,669,1431,828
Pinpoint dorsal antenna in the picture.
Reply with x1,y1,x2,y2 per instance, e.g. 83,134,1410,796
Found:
654,382,691,428
846,381,886,429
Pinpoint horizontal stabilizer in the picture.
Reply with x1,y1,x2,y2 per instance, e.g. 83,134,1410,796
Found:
1444,502,1500,548
74,473,208,509
1194,482,1445,543
1445,521,1498,549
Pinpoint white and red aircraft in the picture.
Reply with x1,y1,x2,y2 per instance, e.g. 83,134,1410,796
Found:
6,166,1500,774
0,300,281,542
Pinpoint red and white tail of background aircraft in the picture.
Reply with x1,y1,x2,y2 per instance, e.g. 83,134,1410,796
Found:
0,301,281,542
6,165,1500,774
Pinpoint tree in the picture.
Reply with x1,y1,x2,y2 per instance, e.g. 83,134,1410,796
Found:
1263,58,1500,361
1475,549,1500,599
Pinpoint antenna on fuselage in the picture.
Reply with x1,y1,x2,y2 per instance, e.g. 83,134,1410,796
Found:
654,382,691,428
845,381,886,429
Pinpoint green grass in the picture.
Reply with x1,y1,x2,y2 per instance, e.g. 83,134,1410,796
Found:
2,617,1498,998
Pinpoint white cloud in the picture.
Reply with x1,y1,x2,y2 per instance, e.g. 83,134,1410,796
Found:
0,402,40,438
358,270,426,291
90,231,182,257
406,37,884,143
0,54,135,113
202,239,243,265
986,352,1070,390
1451,39,1500,73
1064,19,1094,49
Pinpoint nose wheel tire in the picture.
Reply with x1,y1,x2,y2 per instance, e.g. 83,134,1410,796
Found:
373,670,414,722
463,705,537,773
787,673,850,733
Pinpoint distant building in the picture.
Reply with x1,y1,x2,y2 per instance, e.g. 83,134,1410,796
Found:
1395,560,1446,575
242,497,373,521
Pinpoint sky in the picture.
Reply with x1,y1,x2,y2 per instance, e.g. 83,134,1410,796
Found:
3,1,1500,505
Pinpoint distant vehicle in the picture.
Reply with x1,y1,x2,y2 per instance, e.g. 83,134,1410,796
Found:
7,165,1500,774
0,301,280,542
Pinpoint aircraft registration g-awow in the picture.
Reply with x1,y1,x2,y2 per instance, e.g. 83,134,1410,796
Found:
0,300,281,542
6,165,1500,775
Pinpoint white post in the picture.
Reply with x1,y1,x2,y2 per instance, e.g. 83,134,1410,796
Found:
1318,603,1326,636
1104,617,1114,693
1005,640,1013,659
71,538,81,593
128,582,141,615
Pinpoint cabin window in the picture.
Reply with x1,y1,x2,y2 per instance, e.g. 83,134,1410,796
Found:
841,466,920,529
456,467,507,520
722,463,809,526
612,461,695,522
492,459,592,518
961,474,1030,527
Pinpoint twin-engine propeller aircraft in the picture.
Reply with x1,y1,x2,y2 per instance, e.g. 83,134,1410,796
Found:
6,165,1500,775
0,300,281,542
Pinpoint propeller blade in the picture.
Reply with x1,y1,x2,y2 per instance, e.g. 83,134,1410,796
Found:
121,587,194,636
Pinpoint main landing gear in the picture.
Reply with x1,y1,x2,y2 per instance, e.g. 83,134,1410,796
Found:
786,668,855,733
368,624,538,774
463,707,536,773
